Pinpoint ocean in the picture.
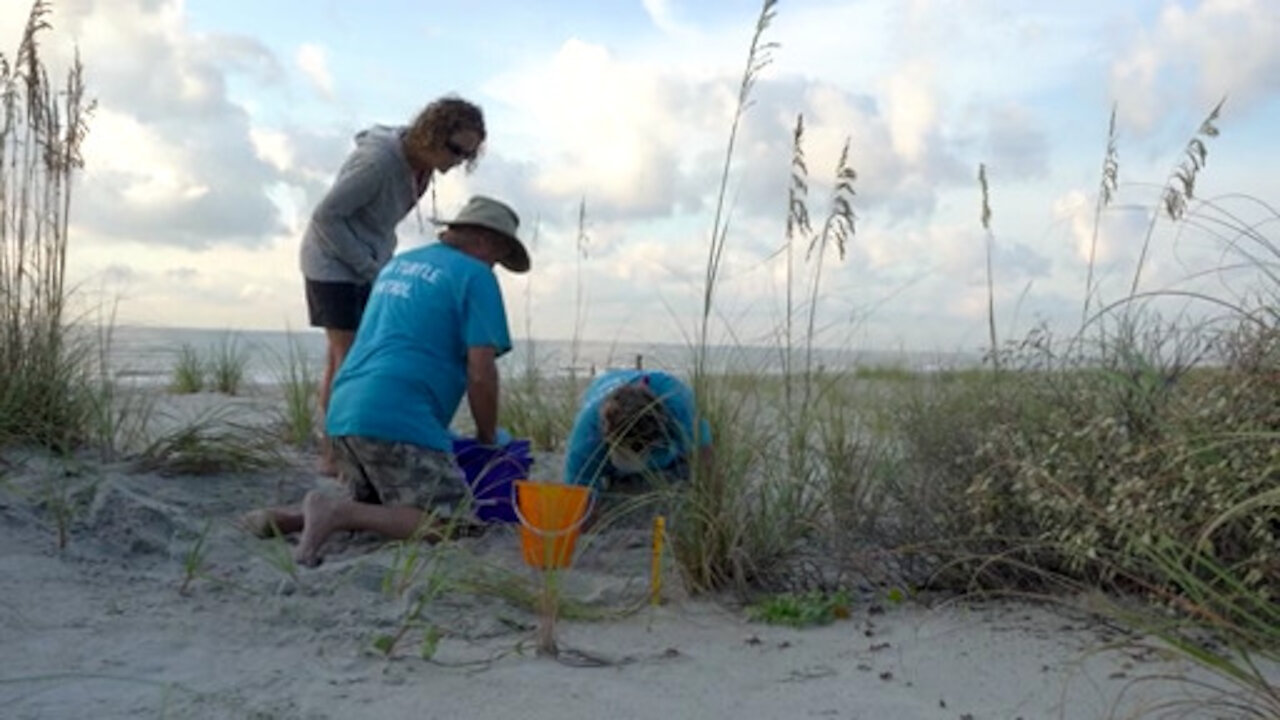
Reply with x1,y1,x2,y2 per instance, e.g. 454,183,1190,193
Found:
101,325,979,386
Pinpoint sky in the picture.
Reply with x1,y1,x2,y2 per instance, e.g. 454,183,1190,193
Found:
3,0,1279,355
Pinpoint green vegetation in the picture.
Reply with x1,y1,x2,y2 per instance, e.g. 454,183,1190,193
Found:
272,331,319,448
169,344,206,394
209,334,249,395
0,1,94,451
748,590,851,628
169,335,253,396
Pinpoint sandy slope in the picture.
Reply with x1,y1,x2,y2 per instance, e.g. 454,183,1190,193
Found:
0,391,1260,719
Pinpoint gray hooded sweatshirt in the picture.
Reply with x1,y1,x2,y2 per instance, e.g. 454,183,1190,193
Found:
299,125,427,284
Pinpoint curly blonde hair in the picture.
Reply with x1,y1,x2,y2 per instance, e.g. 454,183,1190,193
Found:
404,96,486,171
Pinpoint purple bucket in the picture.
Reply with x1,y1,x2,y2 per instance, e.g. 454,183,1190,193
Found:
452,438,533,524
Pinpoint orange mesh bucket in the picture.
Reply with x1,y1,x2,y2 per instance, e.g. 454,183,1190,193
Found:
515,481,592,570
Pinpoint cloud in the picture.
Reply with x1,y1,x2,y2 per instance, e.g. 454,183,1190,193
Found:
295,43,334,99
642,0,691,37
883,58,936,165
484,39,725,221
1051,188,1149,273
486,36,968,233
1110,0,1280,131
18,0,290,250
983,103,1050,179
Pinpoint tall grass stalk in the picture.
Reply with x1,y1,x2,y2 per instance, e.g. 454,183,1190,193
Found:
1082,104,1120,324
523,216,540,380
1129,98,1225,298
697,0,778,373
273,331,317,448
0,1,93,449
781,113,810,411
678,0,778,593
978,163,999,371
802,139,855,402
571,198,589,376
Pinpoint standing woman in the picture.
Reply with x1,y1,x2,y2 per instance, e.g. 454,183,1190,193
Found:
300,96,486,474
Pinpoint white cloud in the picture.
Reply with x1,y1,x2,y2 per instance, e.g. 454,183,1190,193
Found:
883,58,937,164
983,103,1049,179
10,0,290,249
485,38,725,218
642,0,691,38
295,43,334,99
1110,0,1280,131
82,108,210,208
250,128,294,173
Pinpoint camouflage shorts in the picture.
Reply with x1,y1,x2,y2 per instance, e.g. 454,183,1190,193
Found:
332,436,466,514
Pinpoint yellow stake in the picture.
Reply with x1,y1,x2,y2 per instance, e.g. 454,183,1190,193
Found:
651,515,665,605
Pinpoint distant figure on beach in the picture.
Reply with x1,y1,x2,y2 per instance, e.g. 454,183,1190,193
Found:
247,196,529,566
564,369,712,493
299,96,486,476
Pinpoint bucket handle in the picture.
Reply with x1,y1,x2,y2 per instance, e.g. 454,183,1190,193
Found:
511,481,597,539
460,451,529,512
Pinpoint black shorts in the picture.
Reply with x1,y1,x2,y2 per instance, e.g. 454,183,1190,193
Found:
305,279,371,331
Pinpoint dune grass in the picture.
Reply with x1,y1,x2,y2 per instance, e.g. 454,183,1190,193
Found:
136,406,287,476
271,331,319,448
209,333,249,395
636,0,1277,710
0,1,95,451
169,343,206,394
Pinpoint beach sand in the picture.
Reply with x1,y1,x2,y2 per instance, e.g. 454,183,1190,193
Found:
0,390,1253,719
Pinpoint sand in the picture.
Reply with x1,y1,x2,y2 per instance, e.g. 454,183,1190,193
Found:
0,391,1265,719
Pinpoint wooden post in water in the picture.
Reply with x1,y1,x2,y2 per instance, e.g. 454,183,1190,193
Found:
635,354,644,370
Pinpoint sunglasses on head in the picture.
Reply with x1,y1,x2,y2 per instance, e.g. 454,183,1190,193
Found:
444,137,476,161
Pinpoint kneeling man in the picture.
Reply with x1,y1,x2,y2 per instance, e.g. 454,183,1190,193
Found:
242,196,530,565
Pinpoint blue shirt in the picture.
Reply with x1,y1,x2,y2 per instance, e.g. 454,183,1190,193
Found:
563,369,712,487
326,243,512,451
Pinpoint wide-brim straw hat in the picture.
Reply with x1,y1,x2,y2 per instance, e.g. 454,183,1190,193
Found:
432,196,531,273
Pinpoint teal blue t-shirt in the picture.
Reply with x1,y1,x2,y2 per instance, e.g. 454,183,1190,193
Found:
326,243,512,452
563,369,712,487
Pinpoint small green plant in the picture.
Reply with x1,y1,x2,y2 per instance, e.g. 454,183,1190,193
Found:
179,519,213,595
371,567,449,658
170,344,205,394
371,512,481,659
137,408,285,476
244,528,299,584
209,333,249,395
6,453,101,550
748,590,852,628
273,331,318,448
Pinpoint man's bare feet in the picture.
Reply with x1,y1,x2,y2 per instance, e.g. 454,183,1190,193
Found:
236,506,303,538
294,491,343,567
236,509,275,538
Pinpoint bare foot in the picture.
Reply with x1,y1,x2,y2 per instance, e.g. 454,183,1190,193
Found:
294,491,342,567
236,509,275,538
236,507,303,538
